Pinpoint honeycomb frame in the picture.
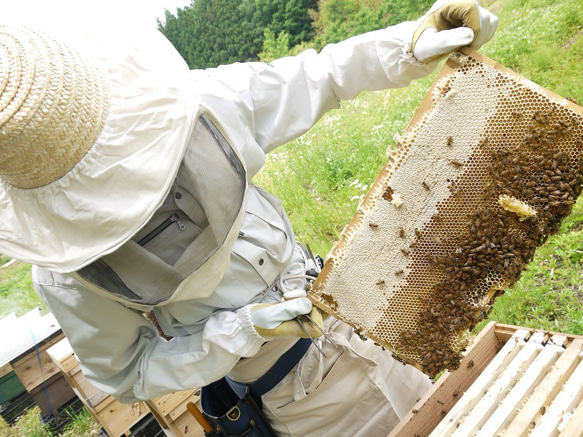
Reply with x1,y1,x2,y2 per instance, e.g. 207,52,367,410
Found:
308,47,583,377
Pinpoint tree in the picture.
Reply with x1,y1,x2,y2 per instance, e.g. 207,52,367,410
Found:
159,0,318,69
258,28,291,62
255,0,318,47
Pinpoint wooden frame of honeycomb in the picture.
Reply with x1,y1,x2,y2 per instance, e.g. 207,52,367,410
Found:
308,47,583,377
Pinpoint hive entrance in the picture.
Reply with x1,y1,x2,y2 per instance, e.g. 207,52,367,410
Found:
308,48,583,377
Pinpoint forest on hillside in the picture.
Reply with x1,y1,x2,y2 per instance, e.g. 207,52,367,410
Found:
158,0,434,68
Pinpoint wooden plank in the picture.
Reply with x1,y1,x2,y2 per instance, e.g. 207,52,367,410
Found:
69,385,103,427
97,398,148,437
46,338,78,374
61,355,79,375
529,351,583,436
46,335,150,437
11,333,64,391
493,323,524,343
91,394,118,414
428,328,530,437
389,321,501,437
144,399,176,436
150,389,194,417
86,389,110,410
476,335,566,436
170,409,205,437
504,338,583,436
451,331,542,436
29,371,76,415
168,392,200,422
558,394,583,436
495,324,578,344
0,362,13,379
390,324,583,436
147,390,202,436
70,369,106,404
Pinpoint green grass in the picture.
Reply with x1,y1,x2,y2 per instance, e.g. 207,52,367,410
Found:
0,257,46,319
256,78,434,256
256,0,583,334
0,406,100,437
481,0,583,102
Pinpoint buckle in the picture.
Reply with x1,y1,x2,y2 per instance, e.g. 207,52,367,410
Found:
226,406,241,421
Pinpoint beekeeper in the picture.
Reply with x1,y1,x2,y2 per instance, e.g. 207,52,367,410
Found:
0,1,496,435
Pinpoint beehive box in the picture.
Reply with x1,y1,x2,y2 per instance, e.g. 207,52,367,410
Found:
389,322,583,437
47,338,150,436
309,47,583,377
47,338,204,437
145,391,205,436
0,309,74,415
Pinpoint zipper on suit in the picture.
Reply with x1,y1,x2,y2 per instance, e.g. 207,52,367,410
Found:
138,213,186,246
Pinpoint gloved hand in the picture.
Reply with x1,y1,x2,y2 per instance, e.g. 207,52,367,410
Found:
412,0,498,63
250,297,325,339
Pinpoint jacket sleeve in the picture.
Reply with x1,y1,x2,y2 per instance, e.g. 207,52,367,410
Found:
32,266,265,403
192,20,439,155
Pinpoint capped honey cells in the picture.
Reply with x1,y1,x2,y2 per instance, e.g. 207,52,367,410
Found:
308,48,583,377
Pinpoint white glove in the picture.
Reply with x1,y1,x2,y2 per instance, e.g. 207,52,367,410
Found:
251,298,312,329
282,288,307,300
250,298,324,338
412,0,498,63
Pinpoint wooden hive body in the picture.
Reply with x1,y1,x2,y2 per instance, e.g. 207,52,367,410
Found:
389,323,583,437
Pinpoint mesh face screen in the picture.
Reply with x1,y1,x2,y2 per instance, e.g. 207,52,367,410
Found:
308,48,583,377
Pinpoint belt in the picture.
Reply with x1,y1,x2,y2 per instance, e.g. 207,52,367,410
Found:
227,338,311,406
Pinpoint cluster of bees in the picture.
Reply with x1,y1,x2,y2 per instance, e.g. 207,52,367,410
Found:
395,105,583,377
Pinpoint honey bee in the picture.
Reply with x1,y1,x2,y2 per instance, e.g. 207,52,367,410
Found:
511,110,523,118
422,181,431,191
558,119,570,129
401,249,410,256
369,223,379,229
399,228,406,238
395,270,404,276
447,136,454,147
478,137,489,148
376,280,386,286
450,159,464,168
415,229,423,239
533,110,549,125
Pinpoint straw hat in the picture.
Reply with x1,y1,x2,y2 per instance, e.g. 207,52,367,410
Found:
0,27,109,189
0,25,199,273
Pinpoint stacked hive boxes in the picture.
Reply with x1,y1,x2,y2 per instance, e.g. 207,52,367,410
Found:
47,338,204,437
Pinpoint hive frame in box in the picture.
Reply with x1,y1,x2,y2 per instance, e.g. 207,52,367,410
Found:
308,47,583,377
388,322,583,437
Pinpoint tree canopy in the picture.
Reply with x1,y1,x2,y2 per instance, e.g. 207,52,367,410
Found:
158,0,434,68
159,0,317,69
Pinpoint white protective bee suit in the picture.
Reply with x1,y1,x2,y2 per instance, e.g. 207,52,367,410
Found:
29,24,435,436
1,1,497,436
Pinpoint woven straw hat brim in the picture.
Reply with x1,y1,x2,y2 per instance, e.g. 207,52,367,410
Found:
0,25,199,273
0,26,110,189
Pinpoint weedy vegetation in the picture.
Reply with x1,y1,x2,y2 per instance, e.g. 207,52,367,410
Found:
256,0,583,335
